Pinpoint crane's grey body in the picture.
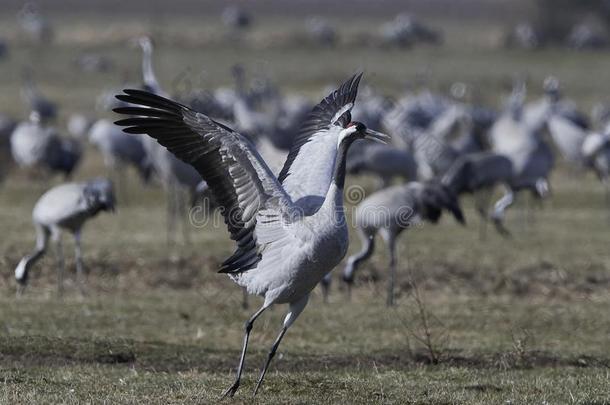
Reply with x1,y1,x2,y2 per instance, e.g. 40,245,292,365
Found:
114,73,389,396
10,119,55,168
583,132,610,181
89,118,152,182
15,179,115,294
347,142,417,188
10,115,82,177
328,181,464,306
486,83,555,235
547,115,586,164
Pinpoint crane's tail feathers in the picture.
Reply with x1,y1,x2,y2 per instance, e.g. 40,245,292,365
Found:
15,258,28,283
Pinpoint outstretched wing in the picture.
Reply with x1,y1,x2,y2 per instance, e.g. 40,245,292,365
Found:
278,73,362,208
114,90,295,273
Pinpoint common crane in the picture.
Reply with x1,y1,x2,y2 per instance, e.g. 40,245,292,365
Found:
15,178,115,295
488,82,555,235
114,73,389,396
10,112,82,178
328,181,464,306
136,36,203,244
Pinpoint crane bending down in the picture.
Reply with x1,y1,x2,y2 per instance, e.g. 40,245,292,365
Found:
324,181,464,306
114,73,389,396
15,178,115,295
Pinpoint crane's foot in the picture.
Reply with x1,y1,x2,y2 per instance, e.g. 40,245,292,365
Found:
492,217,512,238
221,380,240,399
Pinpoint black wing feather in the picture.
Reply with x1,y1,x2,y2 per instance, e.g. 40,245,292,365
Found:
113,90,273,274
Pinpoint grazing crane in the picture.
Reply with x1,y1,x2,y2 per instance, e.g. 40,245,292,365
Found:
442,151,513,239
114,73,389,396
327,181,464,306
15,178,115,295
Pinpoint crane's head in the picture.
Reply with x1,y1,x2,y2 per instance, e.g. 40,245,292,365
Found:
420,183,466,226
339,121,390,147
543,76,561,101
84,178,116,214
131,36,153,53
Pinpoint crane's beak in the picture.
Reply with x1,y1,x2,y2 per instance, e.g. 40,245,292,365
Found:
364,129,390,144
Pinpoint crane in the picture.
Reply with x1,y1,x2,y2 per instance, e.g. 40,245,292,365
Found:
15,178,115,295
114,73,389,396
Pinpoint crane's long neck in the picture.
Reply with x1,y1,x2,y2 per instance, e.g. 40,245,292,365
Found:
321,137,355,214
141,45,160,92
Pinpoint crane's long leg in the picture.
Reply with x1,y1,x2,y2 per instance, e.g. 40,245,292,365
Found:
221,304,269,398
491,186,515,237
15,224,49,296
73,230,86,296
52,230,65,297
253,294,309,396
343,229,376,301
602,177,610,222
474,189,492,241
320,273,331,303
118,167,128,205
166,182,177,251
379,176,392,190
385,232,397,307
241,288,249,310
178,190,191,247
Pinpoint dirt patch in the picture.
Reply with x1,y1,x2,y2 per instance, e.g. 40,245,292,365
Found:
1,336,608,374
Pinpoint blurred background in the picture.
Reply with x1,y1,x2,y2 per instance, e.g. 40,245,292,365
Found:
1,1,609,404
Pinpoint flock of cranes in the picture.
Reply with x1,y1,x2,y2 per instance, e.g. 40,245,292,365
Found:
2,24,610,398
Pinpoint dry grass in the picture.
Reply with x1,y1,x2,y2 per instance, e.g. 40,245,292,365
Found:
0,10,609,404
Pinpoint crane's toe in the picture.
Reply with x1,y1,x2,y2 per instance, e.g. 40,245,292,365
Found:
221,380,240,399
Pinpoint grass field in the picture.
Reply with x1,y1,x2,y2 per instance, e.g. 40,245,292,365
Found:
1,7,610,404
